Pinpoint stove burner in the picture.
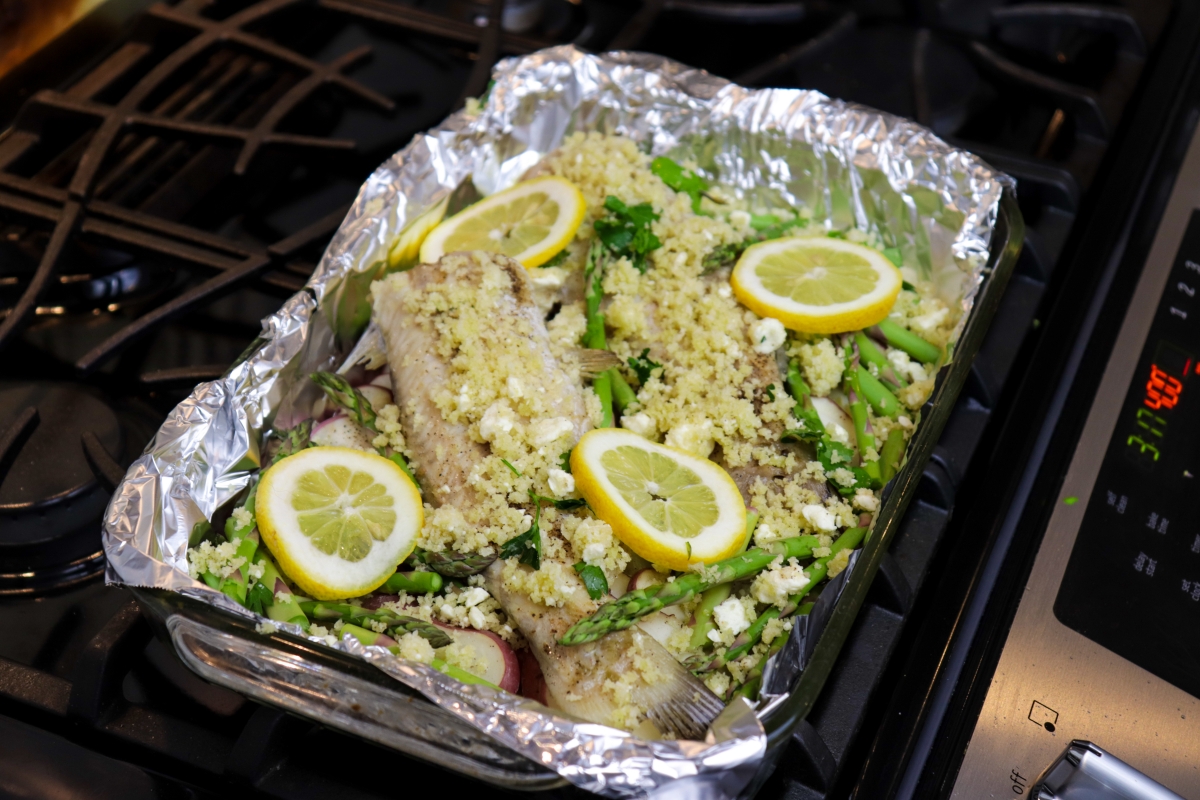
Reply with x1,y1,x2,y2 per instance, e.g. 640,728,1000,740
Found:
0,383,125,595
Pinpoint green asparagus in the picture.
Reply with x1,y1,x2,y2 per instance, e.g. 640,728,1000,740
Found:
689,584,732,650
309,372,418,484
411,548,497,578
851,366,901,418
694,526,866,672
881,427,906,483
558,535,820,645
874,319,941,365
581,241,618,428
730,602,814,701
383,570,443,594
256,552,308,626
299,601,454,648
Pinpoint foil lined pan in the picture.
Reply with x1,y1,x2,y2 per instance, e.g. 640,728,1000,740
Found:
103,45,1013,798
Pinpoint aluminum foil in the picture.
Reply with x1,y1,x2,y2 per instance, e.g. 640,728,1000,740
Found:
103,45,1012,798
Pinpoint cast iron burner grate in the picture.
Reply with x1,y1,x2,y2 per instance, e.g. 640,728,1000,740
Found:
0,0,1179,797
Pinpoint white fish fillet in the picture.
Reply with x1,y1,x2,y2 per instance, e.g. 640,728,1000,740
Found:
372,251,723,737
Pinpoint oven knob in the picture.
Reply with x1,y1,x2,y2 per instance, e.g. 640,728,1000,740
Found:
1031,740,1185,800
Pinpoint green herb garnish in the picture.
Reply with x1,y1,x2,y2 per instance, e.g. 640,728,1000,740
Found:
574,563,609,600
593,196,662,274
627,348,663,384
651,157,709,214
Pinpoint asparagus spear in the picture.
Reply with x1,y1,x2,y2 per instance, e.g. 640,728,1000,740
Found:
854,332,907,389
785,360,825,440
729,602,814,702
383,570,443,594
410,548,497,578
881,427,906,483
844,372,883,486
341,624,501,689
558,535,820,646
611,371,638,411
689,512,759,647
873,319,941,365
689,584,732,650
582,241,617,428
299,601,454,648
268,419,313,465
309,372,418,484
693,526,866,672
254,552,309,626
850,366,901,418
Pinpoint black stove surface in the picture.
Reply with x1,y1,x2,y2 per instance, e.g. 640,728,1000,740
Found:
0,0,1180,797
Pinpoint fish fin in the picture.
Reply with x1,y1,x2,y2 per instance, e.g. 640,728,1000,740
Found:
646,690,726,740
576,349,623,378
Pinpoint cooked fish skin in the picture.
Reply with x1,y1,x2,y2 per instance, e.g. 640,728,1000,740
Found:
484,560,721,738
371,251,589,507
372,251,722,736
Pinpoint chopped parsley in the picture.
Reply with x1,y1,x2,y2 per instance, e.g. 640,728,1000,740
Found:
541,248,569,268
500,506,542,569
765,383,775,402
627,348,663,384
593,196,662,273
559,450,573,473
573,563,609,600
245,580,274,615
651,157,709,214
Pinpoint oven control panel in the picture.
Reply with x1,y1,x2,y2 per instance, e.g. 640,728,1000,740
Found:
1054,211,1200,700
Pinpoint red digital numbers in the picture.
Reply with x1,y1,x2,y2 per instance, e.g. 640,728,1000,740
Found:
1145,364,1183,410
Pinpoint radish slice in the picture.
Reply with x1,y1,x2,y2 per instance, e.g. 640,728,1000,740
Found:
433,622,519,693
369,371,392,389
312,412,345,436
628,569,669,592
608,572,630,598
517,647,548,705
811,396,856,447
362,594,398,611
355,384,392,413
311,415,376,451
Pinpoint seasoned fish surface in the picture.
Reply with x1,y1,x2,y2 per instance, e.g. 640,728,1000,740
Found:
372,251,721,736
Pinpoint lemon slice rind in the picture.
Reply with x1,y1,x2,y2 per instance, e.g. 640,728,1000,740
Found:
418,176,585,269
257,446,422,600
388,196,449,271
571,429,746,571
731,236,902,334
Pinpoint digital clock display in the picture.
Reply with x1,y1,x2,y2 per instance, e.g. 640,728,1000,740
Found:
1124,340,1191,464
1055,210,1200,701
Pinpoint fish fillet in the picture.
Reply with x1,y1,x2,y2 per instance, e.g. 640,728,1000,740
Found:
372,251,722,737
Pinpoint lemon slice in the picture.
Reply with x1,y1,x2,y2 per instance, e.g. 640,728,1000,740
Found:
388,196,449,270
571,429,746,571
256,446,422,600
418,176,585,269
731,236,902,333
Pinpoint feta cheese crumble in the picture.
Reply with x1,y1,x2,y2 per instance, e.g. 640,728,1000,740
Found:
621,412,657,438
852,488,879,512
664,420,715,458
749,317,787,354
712,596,751,637
529,417,574,446
479,401,516,441
548,468,576,497
801,503,839,532
751,559,810,608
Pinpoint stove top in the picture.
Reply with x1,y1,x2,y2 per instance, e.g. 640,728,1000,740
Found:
0,1,1183,797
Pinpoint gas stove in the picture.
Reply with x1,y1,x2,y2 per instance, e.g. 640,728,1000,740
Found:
0,1,1187,798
